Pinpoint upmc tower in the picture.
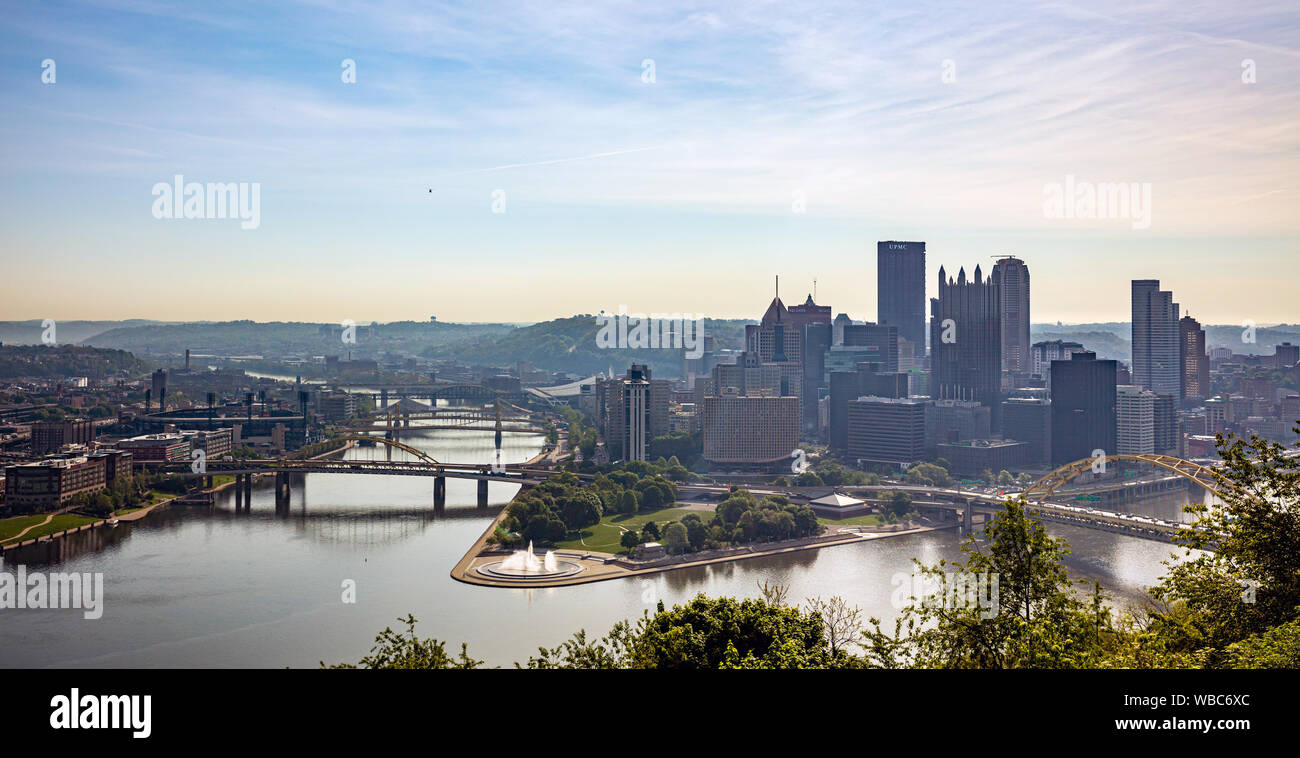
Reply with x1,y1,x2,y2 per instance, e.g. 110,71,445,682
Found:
877,241,926,358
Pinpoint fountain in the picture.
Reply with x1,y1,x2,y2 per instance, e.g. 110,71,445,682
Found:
476,541,583,581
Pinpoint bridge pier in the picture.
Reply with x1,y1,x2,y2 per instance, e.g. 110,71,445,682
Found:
241,473,253,509
477,479,489,507
963,500,973,533
434,477,446,507
380,388,388,409
274,472,291,507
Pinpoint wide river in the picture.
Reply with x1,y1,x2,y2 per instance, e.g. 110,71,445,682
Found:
0,409,1194,668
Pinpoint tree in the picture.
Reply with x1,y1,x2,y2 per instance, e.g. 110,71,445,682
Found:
620,530,641,552
979,468,995,485
1149,427,1300,664
863,498,1110,669
559,490,602,531
323,615,482,669
619,490,639,515
805,595,864,656
641,520,661,542
662,522,689,554
997,470,1015,486
887,490,912,518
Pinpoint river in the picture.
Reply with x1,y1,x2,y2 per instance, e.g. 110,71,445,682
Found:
0,412,1195,668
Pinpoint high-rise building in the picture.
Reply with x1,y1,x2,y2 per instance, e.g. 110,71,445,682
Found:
877,241,926,358
930,264,1003,429
841,323,899,373
621,366,650,462
1275,342,1300,369
30,418,95,454
846,396,928,465
1116,385,1156,454
702,393,800,470
801,322,832,435
1179,315,1210,402
1132,280,1182,400
1050,351,1117,466
993,256,1030,376
1031,340,1086,381
1001,397,1051,463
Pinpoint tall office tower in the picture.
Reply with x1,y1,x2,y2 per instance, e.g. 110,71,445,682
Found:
1179,315,1210,402
832,313,852,346
1050,351,1117,466
1153,393,1177,454
801,322,832,435
1132,279,1182,400
786,293,833,435
993,256,1030,377
930,264,1003,430
746,294,803,407
1116,385,1156,454
621,365,650,462
877,241,926,358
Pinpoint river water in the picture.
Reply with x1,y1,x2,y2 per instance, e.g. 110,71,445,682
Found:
0,413,1195,668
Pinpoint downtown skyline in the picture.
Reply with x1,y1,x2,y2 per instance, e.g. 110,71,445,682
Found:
2,0,1298,323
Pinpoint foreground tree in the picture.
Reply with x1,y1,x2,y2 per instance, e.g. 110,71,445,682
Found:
323,615,482,669
1147,427,1300,666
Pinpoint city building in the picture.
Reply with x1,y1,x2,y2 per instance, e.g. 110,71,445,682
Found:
845,396,927,466
701,393,800,470
1031,340,1085,382
316,391,359,421
1050,351,1117,467
30,418,95,454
877,241,926,358
1132,279,1182,400
117,433,191,463
993,256,1031,378
1001,397,1052,464
926,399,992,449
930,264,1003,429
1179,315,1210,402
2,456,107,514
841,323,899,373
1116,385,1156,454
937,439,1030,476
181,428,233,459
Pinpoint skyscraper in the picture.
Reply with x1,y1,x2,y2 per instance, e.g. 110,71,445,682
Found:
1132,280,1182,400
1051,351,1117,467
1180,315,1210,401
877,241,926,358
930,263,1003,430
993,256,1030,377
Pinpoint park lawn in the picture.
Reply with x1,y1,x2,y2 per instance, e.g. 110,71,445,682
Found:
0,514,49,542
554,505,714,553
7,513,100,543
817,512,886,527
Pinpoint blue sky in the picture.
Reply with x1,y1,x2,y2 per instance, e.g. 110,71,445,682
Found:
1,0,1297,324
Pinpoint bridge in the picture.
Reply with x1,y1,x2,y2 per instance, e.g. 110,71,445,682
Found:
153,436,568,509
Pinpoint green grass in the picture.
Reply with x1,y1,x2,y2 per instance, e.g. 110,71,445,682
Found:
0,514,50,542
553,505,714,553
817,513,886,527
6,513,100,543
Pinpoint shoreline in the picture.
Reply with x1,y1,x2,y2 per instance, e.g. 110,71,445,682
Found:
449,497,959,589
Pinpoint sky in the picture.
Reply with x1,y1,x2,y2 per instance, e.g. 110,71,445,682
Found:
1,0,1297,325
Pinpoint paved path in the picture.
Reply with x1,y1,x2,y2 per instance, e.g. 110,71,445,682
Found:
2,513,54,543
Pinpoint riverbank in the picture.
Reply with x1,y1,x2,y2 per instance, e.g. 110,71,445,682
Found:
449,499,961,589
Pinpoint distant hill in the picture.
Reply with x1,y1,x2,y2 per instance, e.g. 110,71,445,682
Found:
426,316,752,378
0,320,170,346
0,344,153,379
80,320,516,359
1030,322,1300,362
